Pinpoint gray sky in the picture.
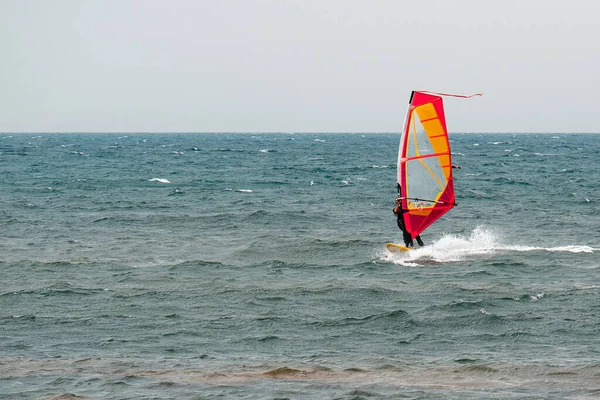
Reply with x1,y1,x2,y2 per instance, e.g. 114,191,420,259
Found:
1,0,598,133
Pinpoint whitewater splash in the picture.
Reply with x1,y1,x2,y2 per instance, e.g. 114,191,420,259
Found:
381,226,593,266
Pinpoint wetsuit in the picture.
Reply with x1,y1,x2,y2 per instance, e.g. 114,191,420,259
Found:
394,202,423,247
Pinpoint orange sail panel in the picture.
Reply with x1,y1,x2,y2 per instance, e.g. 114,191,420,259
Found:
397,91,455,238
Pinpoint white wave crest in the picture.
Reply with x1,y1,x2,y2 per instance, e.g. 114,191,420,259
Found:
506,244,594,253
148,178,171,184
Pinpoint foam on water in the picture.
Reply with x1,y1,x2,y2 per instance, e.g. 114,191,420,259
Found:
382,226,594,265
382,226,500,265
506,244,594,253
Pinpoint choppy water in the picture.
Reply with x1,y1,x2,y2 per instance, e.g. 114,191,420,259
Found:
1,133,599,399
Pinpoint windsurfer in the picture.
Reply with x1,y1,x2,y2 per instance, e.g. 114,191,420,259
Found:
394,197,424,248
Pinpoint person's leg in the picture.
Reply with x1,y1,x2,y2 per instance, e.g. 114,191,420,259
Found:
397,218,413,247
416,235,424,247
403,231,414,247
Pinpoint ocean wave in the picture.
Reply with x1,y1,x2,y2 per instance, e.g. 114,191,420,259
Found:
428,299,487,312
309,308,414,328
214,148,246,152
3,356,600,393
0,314,37,320
165,260,226,269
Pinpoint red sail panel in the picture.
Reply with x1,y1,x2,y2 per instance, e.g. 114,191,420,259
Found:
397,91,455,239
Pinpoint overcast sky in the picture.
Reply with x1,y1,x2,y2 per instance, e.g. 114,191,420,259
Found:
1,0,598,133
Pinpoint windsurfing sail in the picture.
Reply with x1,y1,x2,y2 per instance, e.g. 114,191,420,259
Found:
396,90,480,239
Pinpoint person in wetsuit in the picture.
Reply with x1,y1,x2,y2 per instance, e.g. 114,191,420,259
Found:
393,197,424,248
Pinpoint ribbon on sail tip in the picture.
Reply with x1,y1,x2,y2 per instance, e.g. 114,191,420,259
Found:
416,90,483,98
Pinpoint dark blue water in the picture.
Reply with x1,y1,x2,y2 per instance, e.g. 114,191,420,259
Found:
1,133,599,399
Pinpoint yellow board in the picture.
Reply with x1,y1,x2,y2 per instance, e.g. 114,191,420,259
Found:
386,243,412,252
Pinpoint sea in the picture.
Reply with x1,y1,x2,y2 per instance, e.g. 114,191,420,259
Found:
1,133,599,399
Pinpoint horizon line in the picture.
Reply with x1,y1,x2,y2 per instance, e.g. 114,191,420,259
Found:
2,131,599,135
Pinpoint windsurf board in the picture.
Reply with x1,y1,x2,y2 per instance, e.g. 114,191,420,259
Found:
386,243,412,252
